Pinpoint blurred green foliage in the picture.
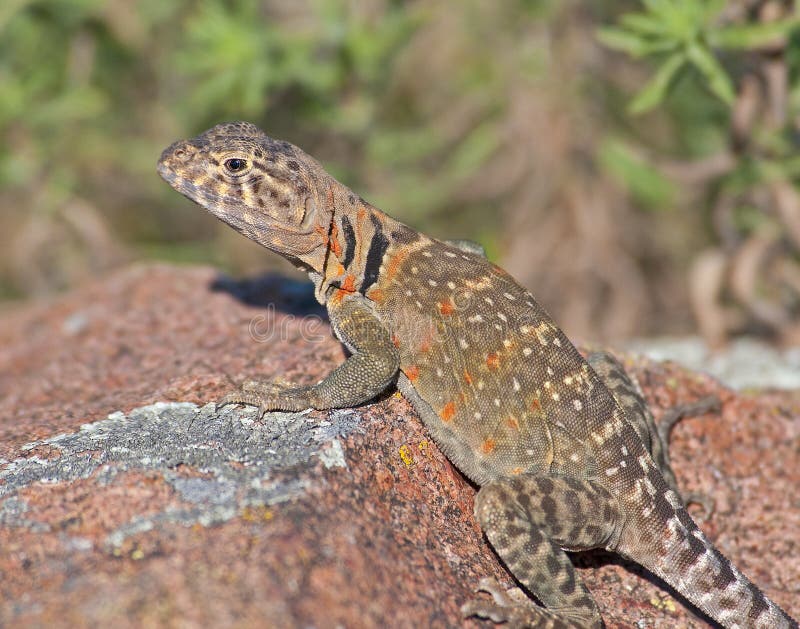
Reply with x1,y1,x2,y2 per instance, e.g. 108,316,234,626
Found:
0,0,798,341
599,0,797,112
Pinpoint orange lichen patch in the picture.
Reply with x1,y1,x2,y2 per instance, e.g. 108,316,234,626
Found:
437,300,454,316
463,370,473,385
486,353,500,369
480,438,496,454
340,275,356,293
367,288,384,302
440,402,456,423
405,365,420,382
504,416,520,431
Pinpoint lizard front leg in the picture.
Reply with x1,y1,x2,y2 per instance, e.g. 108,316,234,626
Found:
219,295,400,416
463,474,624,629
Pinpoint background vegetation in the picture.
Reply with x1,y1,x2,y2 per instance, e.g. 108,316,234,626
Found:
1,0,798,343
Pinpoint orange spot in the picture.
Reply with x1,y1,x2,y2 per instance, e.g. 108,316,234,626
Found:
440,402,456,423
384,249,410,283
340,275,356,293
438,300,454,316
405,365,420,382
511,466,524,475
464,370,473,385
334,262,345,276
486,353,500,369
505,416,520,431
480,438,496,454
418,333,433,354
392,335,401,348
330,223,342,257
367,288,384,302
530,397,541,411
330,289,347,305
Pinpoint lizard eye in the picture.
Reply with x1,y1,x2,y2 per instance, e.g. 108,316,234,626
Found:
224,158,248,173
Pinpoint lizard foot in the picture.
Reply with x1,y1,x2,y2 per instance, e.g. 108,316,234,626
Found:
461,577,531,625
462,577,593,629
216,378,315,418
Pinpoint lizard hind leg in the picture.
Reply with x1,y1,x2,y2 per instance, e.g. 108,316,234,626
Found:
463,474,624,629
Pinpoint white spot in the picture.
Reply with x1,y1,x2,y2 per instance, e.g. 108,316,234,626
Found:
494,324,502,331
573,399,583,411
543,381,552,389
484,297,494,306
563,376,573,385
503,292,515,300
436,368,443,377
411,266,418,274
459,338,469,349
461,254,470,260
494,398,500,407
428,279,437,287
415,301,423,309
551,392,560,402
497,313,507,322
405,289,412,296
553,338,561,347
605,466,618,476
477,380,485,390
523,347,532,356
621,445,629,456
525,449,535,456
503,339,512,348
468,314,484,323
520,325,532,334
620,460,627,467
447,281,456,290
546,367,554,376
513,378,520,391
569,453,580,462
423,251,432,257
443,355,451,363
445,251,457,258
474,412,482,420
526,300,535,308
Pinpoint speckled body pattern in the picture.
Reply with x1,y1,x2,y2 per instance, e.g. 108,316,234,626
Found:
159,122,797,629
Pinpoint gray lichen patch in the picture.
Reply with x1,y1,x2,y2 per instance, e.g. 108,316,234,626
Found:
0,402,362,546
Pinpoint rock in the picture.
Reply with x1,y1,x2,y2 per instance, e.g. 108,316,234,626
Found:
0,264,797,627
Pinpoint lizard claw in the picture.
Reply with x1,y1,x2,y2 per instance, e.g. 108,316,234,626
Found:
216,390,271,420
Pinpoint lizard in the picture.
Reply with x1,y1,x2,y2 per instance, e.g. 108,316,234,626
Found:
158,121,797,629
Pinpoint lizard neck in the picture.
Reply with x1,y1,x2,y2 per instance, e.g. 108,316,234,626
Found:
310,184,421,305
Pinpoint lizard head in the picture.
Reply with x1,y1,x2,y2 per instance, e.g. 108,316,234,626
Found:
158,121,332,268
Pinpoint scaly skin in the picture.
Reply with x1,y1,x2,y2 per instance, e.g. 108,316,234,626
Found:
158,122,797,628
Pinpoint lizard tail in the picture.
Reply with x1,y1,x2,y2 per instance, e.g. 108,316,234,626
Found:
623,505,797,628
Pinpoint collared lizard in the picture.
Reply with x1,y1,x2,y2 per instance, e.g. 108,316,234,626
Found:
158,122,797,628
